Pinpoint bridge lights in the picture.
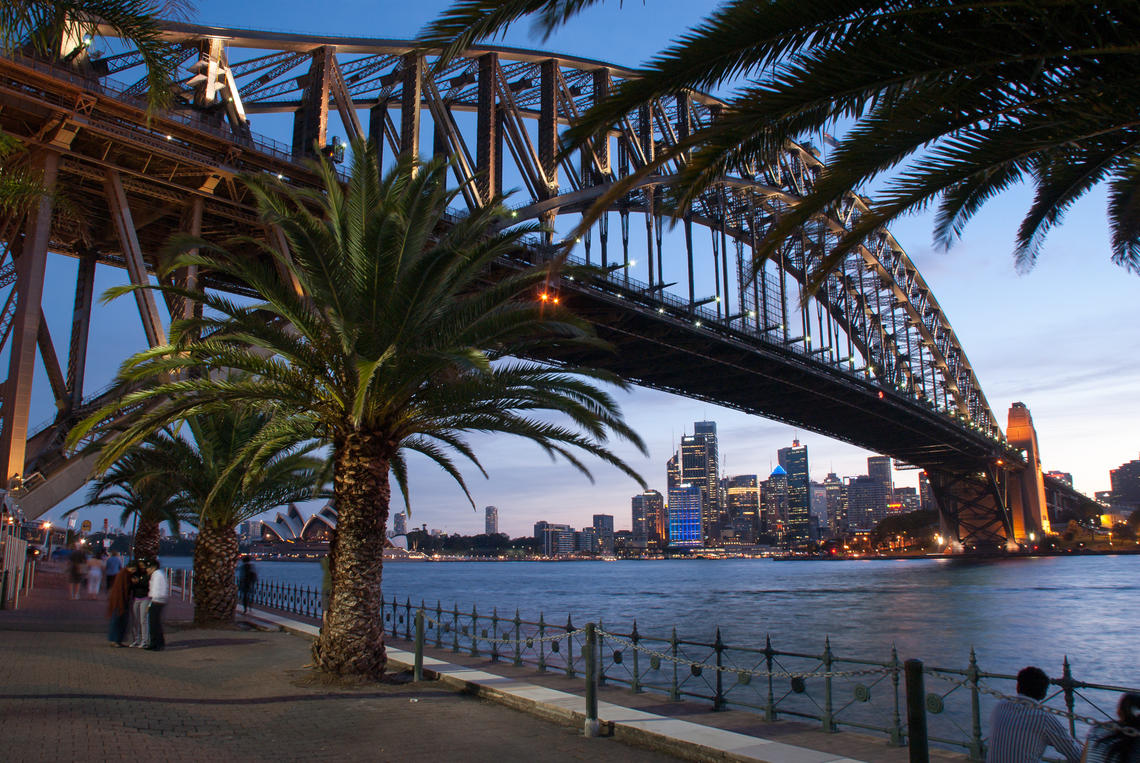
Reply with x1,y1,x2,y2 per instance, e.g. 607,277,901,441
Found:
877,390,884,399
657,308,665,314
694,320,702,327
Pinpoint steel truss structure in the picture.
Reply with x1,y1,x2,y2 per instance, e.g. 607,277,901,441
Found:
0,22,1023,547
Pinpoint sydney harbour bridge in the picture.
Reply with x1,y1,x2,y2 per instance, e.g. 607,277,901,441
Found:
0,22,1058,549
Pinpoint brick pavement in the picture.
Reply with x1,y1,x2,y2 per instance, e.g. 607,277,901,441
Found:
0,565,676,762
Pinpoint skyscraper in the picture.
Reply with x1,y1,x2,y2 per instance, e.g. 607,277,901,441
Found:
725,474,760,543
393,512,407,536
762,465,788,539
846,474,887,529
593,514,615,554
778,439,810,546
666,453,681,493
680,421,721,545
631,490,665,548
484,505,498,535
668,483,702,547
868,456,894,502
823,472,844,535
1109,454,1140,511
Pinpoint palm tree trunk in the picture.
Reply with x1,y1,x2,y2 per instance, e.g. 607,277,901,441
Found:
192,522,239,626
312,431,390,678
133,519,160,561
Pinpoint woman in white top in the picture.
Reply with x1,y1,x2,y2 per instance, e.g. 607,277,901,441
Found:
85,553,105,598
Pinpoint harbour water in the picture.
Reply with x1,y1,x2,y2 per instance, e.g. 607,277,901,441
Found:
166,554,1139,685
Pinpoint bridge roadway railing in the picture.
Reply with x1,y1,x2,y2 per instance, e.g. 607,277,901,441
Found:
2,52,339,179
244,575,1135,761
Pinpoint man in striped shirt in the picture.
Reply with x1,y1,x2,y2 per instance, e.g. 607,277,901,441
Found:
986,666,1082,762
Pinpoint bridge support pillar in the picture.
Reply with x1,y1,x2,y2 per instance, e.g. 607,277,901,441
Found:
104,170,166,348
400,53,423,161
1005,402,1051,542
928,467,1013,552
476,53,501,203
66,249,96,411
292,46,333,159
0,151,58,489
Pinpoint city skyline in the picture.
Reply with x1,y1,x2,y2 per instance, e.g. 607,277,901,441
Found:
30,0,1140,540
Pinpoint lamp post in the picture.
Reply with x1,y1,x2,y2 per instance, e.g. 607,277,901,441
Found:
42,521,52,560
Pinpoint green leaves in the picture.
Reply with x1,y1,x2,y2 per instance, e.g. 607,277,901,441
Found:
75,139,645,516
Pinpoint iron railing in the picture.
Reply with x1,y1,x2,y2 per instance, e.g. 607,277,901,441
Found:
237,577,1138,762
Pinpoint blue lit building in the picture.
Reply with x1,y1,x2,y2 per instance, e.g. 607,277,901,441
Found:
668,483,703,547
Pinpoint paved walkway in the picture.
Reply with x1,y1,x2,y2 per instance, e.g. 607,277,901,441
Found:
1,564,966,762
0,565,673,762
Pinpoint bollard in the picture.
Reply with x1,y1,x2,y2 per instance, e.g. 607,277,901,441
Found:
414,609,425,682
904,659,929,763
584,622,600,737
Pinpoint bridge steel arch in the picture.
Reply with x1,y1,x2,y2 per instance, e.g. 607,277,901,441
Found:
0,22,1033,549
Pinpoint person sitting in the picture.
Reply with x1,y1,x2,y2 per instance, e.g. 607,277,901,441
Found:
1083,693,1140,763
986,666,1081,762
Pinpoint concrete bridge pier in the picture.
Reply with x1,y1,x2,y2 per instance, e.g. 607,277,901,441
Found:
1004,402,1051,543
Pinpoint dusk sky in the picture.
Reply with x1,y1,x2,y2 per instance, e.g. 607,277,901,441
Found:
36,0,1140,538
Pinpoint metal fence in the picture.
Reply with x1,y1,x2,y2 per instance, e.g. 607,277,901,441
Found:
240,578,1137,761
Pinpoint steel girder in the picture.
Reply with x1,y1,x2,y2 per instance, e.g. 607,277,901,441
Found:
0,26,1018,539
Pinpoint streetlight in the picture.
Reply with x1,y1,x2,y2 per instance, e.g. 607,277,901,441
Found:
42,521,52,559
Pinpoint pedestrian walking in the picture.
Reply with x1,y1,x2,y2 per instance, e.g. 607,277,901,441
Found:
144,559,168,651
128,561,151,648
85,552,105,598
1083,693,1140,763
104,551,123,589
986,666,1081,763
106,561,134,647
238,556,258,614
67,545,86,600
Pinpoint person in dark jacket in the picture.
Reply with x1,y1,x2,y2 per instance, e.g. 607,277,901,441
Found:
238,556,258,614
127,562,151,648
106,561,135,647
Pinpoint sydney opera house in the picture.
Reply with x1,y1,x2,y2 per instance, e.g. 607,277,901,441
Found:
254,503,413,559
260,503,337,544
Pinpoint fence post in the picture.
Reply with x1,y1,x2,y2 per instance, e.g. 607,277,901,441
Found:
822,636,834,732
968,648,984,762
513,609,522,666
764,634,776,721
404,597,412,640
905,659,929,763
452,602,460,652
1061,656,1077,739
414,609,425,682
1,570,8,610
538,612,547,672
584,622,600,737
891,646,904,746
491,607,500,663
435,601,443,649
670,627,680,701
714,627,726,711
631,620,641,694
470,605,479,657
565,615,575,678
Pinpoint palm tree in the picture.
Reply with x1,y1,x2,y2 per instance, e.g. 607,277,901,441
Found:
139,411,326,626
71,143,646,677
67,437,194,560
422,1,1140,283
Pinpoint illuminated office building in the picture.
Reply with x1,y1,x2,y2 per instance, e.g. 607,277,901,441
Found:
668,483,702,547
778,439,810,546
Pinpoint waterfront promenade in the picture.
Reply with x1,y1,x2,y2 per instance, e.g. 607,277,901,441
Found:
0,566,964,761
